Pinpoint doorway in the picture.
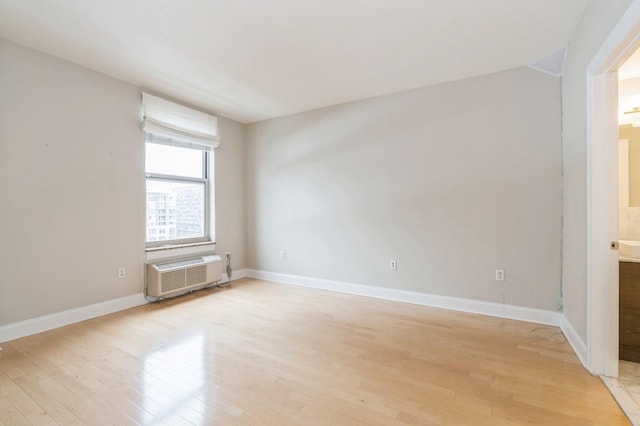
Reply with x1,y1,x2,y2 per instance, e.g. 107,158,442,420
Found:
588,1,640,378
618,63,640,364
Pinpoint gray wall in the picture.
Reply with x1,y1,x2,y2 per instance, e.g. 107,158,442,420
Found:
561,0,633,341
247,67,562,311
0,39,246,326
215,117,247,269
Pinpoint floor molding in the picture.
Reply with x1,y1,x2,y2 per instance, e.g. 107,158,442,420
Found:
0,293,148,344
245,269,561,326
0,268,250,344
560,315,588,368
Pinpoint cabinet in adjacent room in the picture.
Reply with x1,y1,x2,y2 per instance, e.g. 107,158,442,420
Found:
620,261,640,362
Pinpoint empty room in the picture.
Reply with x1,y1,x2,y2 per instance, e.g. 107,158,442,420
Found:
1,0,639,424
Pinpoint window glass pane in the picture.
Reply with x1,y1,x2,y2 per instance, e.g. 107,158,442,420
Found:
146,179,205,242
145,143,204,178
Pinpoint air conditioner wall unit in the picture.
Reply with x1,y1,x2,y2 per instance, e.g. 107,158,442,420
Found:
147,255,222,297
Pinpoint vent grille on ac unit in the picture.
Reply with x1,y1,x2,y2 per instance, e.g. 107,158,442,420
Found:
161,269,186,293
186,265,207,286
156,258,206,271
147,255,222,297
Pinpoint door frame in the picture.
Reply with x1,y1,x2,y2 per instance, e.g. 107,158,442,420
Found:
587,0,640,376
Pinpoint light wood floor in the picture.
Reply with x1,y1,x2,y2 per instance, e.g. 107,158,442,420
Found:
0,278,629,425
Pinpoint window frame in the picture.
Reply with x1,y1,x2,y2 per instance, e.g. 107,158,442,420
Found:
144,142,212,248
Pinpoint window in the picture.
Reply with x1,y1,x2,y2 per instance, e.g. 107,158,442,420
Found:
145,141,212,246
142,92,219,248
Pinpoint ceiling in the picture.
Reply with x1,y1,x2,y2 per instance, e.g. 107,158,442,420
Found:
0,0,588,123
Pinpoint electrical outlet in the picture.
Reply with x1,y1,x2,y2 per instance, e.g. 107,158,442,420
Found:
495,269,505,281
280,250,286,259
118,267,126,279
390,260,397,270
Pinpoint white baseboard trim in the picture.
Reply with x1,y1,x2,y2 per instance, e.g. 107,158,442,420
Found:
560,315,588,368
245,269,560,326
0,293,148,344
0,269,250,345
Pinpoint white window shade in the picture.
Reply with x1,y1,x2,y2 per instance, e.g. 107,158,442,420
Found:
142,92,219,148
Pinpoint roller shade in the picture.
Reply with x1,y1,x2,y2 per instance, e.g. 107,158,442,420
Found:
141,92,219,149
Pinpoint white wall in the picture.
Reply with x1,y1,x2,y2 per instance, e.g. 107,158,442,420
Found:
247,67,562,311
0,38,246,326
561,0,633,341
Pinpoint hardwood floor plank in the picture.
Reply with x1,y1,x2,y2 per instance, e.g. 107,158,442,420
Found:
0,278,629,425
14,374,78,418
0,393,31,426
0,373,56,425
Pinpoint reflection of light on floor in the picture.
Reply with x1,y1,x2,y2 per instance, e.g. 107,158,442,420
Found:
141,333,209,424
